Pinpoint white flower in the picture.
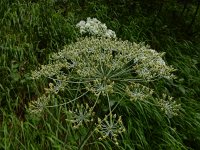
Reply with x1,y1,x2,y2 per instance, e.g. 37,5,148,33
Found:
65,103,95,128
76,20,85,28
95,113,125,145
158,94,181,118
92,18,100,24
106,29,116,38
100,23,107,30
76,18,116,38
104,32,111,38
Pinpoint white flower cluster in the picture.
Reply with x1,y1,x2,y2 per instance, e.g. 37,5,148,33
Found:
158,94,181,118
95,113,125,145
76,17,116,38
27,94,50,117
65,103,95,128
126,83,153,101
134,48,176,80
32,37,175,97
29,35,180,145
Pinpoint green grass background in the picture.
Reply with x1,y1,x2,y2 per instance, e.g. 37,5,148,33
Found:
1,0,200,149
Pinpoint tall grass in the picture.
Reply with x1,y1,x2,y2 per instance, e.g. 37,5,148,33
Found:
1,0,200,149
0,0,77,111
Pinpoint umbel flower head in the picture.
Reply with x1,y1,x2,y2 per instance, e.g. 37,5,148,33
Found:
126,83,154,101
29,35,180,145
32,37,175,97
27,94,50,117
76,17,116,38
95,113,125,145
158,94,181,118
65,103,95,128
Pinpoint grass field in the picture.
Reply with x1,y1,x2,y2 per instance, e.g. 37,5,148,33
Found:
1,0,200,149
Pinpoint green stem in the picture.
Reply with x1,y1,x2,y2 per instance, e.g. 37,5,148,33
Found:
78,122,95,150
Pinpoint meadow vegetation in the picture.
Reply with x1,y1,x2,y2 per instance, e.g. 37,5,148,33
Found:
1,0,200,149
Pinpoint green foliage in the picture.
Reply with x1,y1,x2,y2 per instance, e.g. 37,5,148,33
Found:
27,35,180,148
0,0,77,109
1,0,200,149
